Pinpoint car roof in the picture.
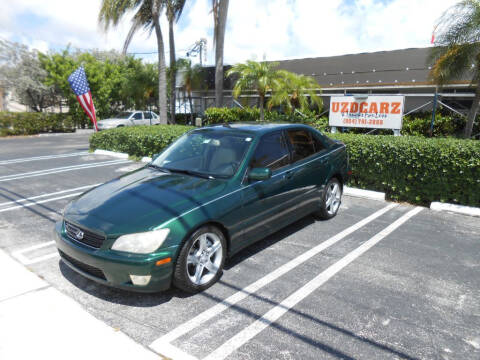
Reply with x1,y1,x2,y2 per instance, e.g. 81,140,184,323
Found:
200,122,312,136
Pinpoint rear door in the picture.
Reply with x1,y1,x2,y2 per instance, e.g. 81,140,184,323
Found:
283,128,330,212
143,111,154,125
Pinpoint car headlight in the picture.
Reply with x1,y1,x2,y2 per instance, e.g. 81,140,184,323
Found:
111,229,170,254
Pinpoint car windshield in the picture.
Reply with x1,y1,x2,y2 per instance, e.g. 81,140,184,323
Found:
151,130,253,178
115,112,133,119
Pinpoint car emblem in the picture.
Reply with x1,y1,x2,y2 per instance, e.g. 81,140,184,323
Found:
75,229,84,240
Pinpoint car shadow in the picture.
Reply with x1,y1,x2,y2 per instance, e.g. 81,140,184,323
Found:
225,214,317,270
59,260,194,307
58,213,320,305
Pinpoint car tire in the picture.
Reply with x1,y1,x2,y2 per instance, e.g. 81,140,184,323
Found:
314,177,342,220
173,226,226,293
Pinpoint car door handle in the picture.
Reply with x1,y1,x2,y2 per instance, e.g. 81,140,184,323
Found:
284,170,295,179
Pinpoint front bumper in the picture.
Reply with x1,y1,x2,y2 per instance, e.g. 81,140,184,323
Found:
54,221,177,293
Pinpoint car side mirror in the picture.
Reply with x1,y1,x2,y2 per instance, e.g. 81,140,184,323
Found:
248,167,271,181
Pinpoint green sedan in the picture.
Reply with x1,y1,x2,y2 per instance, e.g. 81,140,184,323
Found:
54,123,350,293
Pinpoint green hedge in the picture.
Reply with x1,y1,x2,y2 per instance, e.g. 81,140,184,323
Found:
0,112,75,136
330,133,480,206
89,125,194,157
89,125,480,207
203,107,479,138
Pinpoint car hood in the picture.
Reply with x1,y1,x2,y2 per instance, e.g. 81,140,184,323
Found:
64,167,229,236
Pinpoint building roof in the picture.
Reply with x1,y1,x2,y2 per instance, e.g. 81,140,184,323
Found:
275,47,469,88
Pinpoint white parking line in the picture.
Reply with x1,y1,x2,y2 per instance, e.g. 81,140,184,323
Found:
150,203,398,352
204,206,423,360
0,183,101,207
0,159,129,182
0,192,84,213
12,241,58,265
0,152,89,165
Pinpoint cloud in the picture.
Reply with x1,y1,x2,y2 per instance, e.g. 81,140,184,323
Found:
0,0,459,64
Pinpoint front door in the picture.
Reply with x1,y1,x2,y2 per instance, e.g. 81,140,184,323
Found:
237,131,296,252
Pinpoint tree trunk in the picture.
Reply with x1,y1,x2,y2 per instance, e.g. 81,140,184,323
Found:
152,2,168,124
188,92,194,124
214,0,229,108
168,19,176,124
464,79,480,138
259,94,264,121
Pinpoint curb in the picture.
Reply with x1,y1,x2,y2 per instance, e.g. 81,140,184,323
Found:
430,202,480,218
344,186,385,201
93,149,129,159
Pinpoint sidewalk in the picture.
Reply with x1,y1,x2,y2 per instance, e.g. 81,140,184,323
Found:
0,249,161,359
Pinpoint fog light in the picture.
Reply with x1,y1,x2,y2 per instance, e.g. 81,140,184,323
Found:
129,275,151,286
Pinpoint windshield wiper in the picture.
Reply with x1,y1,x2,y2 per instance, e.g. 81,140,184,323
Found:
166,168,215,180
147,164,170,173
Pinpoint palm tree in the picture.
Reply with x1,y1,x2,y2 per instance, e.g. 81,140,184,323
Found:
99,0,168,124
166,0,186,124
177,58,203,123
212,0,229,107
429,0,480,138
227,61,281,121
268,71,323,114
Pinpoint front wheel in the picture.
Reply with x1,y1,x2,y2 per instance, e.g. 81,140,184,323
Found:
314,178,342,220
173,226,226,293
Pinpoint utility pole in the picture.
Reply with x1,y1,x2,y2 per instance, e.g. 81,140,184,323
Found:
186,38,207,66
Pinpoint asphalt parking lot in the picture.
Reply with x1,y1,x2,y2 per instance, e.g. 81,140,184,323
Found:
1,132,479,360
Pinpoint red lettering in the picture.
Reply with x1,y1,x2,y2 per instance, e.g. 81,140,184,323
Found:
341,102,349,112
360,102,368,113
391,102,401,114
350,102,359,112
331,102,339,112
369,102,378,113
380,102,389,114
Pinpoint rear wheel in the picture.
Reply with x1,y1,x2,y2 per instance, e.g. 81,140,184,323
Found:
314,177,342,220
173,226,226,293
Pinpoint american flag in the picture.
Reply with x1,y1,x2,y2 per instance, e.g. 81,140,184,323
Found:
68,67,98,131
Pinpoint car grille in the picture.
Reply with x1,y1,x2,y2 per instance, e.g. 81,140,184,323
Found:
58,250,106,280
64,221,105,249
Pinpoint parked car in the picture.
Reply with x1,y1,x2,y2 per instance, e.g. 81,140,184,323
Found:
96,111,159,130
54,123,350,293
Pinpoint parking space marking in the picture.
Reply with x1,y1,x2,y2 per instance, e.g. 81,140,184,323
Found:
0,183,101,207
0,192,84,213
12,241,58,265
0,152,89,165
0,159,130,182
150,203,398,352
204,206,423,360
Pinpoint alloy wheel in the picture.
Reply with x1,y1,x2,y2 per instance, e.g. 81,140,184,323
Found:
186,232,223,285
326,182,341,215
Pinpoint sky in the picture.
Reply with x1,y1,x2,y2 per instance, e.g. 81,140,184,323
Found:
0,0,459,65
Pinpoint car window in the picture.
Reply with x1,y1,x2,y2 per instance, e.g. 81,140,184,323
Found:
250,132,290,171
144,112,152,119
286,129,324,163
132,112,143,120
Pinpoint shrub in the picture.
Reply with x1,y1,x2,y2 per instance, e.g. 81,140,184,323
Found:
329,133,480,206
89,124,480,207
0,112,75,136
89,124,194,157
203,107,260,124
